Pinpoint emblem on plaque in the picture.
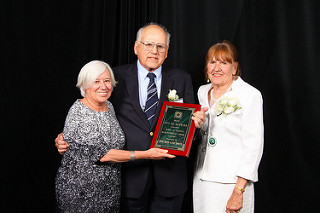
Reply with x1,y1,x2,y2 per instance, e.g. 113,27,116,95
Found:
174,111,183,119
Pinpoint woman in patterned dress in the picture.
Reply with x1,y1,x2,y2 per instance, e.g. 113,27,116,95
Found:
55,60,175,213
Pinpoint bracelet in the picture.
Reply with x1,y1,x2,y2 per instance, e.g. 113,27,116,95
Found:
235,185,245,193
130,151,135,161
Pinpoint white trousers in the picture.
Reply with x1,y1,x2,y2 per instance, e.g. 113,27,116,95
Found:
193,177,255,213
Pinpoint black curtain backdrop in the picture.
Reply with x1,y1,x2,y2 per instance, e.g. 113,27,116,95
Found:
2,0,319,212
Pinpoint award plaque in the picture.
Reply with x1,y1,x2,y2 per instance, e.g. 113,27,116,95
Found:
150,101,201,157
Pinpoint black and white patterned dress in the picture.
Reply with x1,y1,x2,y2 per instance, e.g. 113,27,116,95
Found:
55,100,125,213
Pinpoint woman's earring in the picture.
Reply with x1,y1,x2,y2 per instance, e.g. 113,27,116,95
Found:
207,78,210,83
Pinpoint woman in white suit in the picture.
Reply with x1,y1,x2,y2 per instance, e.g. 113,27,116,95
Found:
193,41,264,213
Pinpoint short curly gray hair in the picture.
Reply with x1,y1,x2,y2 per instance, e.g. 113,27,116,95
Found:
76,60,117,97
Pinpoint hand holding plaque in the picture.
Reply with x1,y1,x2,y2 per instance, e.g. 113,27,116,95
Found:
150,101,201,157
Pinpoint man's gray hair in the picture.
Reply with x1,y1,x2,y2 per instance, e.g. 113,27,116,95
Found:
76,60,117,97
136,22,171,46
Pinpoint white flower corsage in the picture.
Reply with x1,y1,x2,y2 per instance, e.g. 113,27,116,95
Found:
214,95,241,116
168,89,179,102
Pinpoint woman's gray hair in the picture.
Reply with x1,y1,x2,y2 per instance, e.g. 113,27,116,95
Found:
136,22,171,46
76,60,117,97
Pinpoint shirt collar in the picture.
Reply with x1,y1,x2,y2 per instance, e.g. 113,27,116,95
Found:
137,60,162,81
231,76,243,90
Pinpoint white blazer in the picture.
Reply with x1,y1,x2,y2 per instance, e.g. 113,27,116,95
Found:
195,77,264,183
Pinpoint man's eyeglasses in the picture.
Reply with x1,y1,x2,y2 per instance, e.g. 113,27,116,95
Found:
138,41,168,53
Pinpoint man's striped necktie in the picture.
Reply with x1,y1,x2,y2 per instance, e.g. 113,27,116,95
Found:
145,72,159,125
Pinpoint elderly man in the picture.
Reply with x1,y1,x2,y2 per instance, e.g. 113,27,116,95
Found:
56,23,207,213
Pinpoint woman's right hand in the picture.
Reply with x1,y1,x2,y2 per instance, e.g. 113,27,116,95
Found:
55,133,69,155
145,148,176,160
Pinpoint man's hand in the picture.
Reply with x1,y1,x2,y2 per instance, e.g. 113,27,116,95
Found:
55,133,69,155
192,107,208,128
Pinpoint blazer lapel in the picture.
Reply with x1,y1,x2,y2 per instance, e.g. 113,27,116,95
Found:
124,64,150,129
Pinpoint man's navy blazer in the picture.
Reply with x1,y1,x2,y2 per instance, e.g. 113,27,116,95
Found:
111,61,195,198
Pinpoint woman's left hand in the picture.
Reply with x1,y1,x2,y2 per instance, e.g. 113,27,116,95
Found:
146,148,176,160
192,107,208,128
225,189,243,213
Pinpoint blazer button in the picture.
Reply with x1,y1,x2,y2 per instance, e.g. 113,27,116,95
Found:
150,132,154,136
